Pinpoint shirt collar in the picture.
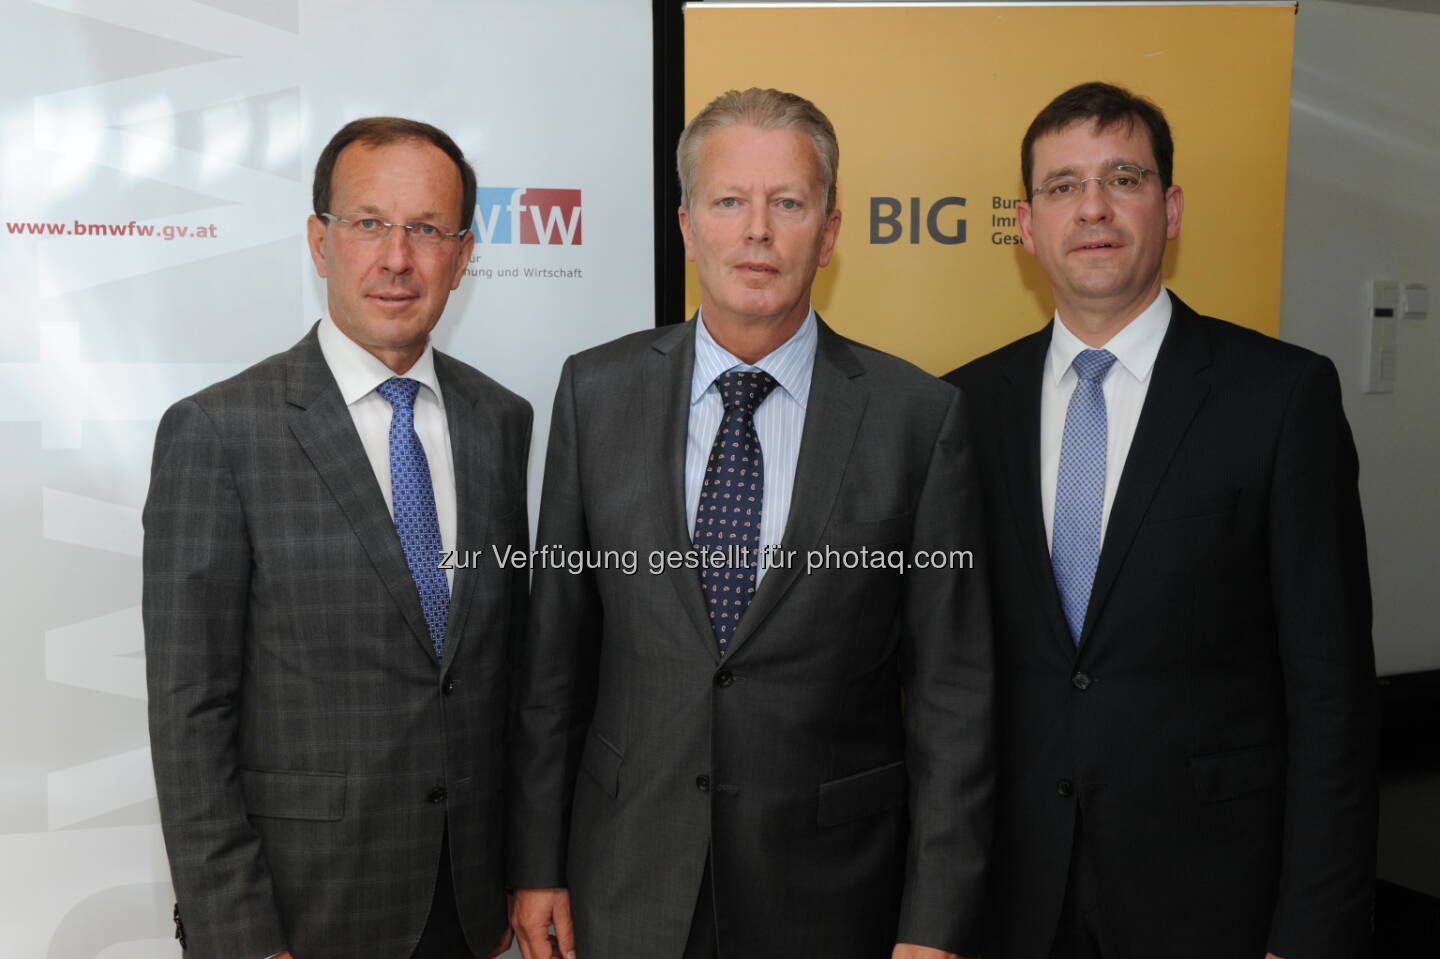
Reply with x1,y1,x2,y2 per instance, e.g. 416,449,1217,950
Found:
1046,286,1172,386
316,315,444,408
691,306,818,408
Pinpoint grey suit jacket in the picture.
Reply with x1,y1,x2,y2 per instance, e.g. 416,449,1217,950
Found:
509,318,994,959
144,325,531,959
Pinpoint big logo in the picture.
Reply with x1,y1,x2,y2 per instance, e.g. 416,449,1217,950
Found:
473,187,582,245
869,196,967,245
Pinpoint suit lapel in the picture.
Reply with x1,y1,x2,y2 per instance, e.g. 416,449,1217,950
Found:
643,320,720,661
1000,327,1075,655
284,327,437,662
435,354,498,670
724,319,867,660
1080,295,1212,645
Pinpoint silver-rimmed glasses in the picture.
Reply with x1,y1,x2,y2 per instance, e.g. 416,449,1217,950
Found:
319,212,468,245
1031,165,1158,203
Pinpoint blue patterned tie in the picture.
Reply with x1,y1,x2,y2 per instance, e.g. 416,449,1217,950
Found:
1051,349,1118,646
694,370,778,653
376,377,449,659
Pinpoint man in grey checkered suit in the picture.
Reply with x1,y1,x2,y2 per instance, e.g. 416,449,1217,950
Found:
144,117,530,959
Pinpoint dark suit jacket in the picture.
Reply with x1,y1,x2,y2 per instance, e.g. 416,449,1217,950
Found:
945,292,1378,959
144,325,531,959
509,318,994,959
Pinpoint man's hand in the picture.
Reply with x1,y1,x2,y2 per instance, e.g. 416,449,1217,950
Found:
511,887,575,959
274,953,294,959
1266,954,1287,959
892,945,971,959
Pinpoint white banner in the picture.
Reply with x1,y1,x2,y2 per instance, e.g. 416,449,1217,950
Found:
0,0,653,953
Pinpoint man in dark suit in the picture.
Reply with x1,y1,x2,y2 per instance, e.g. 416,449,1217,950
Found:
508,88,993,959
144,117,529,959
946,82,1378,959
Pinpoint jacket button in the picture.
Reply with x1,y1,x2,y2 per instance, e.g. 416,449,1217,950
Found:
1056,779,1074,798
695,774,711,793
1071,672,1091,691
427,787,446,804
442,676,457,695
714,669,734,688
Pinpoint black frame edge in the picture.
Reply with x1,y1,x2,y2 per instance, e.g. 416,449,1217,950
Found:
653,0,687,326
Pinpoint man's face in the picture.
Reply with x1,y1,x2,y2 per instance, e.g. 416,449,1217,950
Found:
678,125,841,332
1018,119,1182,323
307,138,474,372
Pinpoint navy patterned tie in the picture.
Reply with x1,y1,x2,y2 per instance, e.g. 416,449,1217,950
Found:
694,370,778,653
1051,349,1118,646
376,377,449,659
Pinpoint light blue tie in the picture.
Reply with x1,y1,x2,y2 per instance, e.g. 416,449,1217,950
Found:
376,377,449,659
1051,349,1118,646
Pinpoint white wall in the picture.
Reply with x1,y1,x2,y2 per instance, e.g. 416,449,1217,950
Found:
1282,0,1440,676
0,1,652,954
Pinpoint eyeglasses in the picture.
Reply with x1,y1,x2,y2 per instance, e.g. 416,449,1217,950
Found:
319,212,467,245
1031,165,1158,203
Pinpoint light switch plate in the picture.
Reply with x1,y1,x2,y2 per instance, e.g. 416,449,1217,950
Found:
1402,283,1429,320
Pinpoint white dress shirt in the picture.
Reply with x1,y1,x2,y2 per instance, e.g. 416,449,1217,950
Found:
685,307,817,586
316,316,457,589
1041,288,1171,551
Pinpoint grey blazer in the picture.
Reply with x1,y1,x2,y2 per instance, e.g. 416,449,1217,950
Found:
509,318,994,959
144,325,531,959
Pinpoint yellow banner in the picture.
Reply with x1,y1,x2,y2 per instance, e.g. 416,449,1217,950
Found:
685,3,1295,374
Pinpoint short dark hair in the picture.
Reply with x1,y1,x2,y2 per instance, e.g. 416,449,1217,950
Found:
312,116,477,231
1020,82,1174,200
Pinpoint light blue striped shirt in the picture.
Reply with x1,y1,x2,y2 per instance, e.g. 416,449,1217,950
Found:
686,308,817,585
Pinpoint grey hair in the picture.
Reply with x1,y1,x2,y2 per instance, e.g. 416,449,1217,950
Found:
677,88,840,214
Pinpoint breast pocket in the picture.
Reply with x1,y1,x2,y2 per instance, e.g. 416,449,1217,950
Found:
485,502,528,543
1143,489,1239,526
823,513,914,549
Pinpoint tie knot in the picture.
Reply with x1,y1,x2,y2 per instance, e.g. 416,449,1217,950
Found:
376,377,422,411
1071,349,1117,384
716,369,778,413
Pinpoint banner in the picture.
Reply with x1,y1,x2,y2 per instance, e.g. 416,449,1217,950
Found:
685,2,1296,374
0,0,652,954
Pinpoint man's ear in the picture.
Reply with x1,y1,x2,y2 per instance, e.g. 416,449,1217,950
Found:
1164,184,1184,241
816,207,842,268
450,228,475,290
678,205,697,262
1017,201,1037,257
307,214,329,278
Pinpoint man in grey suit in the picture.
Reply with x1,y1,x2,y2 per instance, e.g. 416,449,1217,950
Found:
509,88,993,959
145,117,530,959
